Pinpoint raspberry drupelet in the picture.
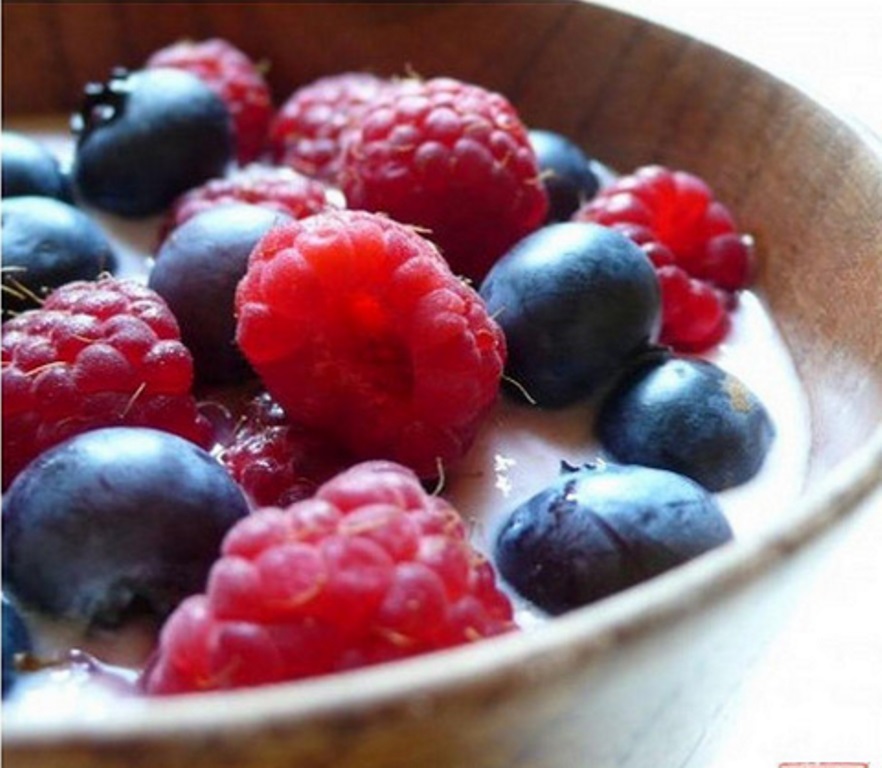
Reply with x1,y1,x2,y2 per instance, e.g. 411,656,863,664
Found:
235,209,507,480
339,76,549,282
142,461,516,694
1,277,211,489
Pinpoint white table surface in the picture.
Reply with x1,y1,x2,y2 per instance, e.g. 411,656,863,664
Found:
596,2,882,765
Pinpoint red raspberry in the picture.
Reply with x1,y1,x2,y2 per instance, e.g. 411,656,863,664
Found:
573,165,754,290
142,461,515,694
147,38,272,165
656,265,730,352
2,277,211,489
235,209,506,479
219,392,352,508
339,77,549,282
269,72,392,184
158,164,335,245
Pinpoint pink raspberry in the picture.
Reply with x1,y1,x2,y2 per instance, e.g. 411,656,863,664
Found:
339,76,549,282
269,72,392,183
147,38,273,165
142,461,515,694
235,209,506,479
158,164,334,245
2,277,211,489
219,392,352,508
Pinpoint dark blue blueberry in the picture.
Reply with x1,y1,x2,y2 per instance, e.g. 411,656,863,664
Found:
1,132,70,201
495,461,733,614
529,129,599,221
149,203,289,386
2,595,33,697
479,222,661,407
71,68,232,216
2,427,249,629
597,356,775,491
1,196,117,319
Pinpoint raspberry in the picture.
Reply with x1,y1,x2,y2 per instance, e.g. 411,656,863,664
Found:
2,277,211,489
235,209,506,479
142,461,515,694
573,165,753,352
219,392,352,508
269,72,392,183
157,164,334,244
573,165,753,290
339,77,549,282
147,38,272,165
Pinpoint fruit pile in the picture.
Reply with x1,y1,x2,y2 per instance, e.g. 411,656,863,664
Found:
2,37,774,706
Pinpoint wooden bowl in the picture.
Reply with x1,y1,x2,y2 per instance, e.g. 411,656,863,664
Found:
3,3,882,767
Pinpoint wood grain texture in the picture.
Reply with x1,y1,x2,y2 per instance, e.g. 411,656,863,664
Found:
3,3,882,768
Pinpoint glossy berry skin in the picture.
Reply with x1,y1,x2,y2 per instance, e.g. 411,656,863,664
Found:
495,461,733,614
1,131,69,201
528,129,599,221
149,204,290,386
71,68,233,216
2,596,33,698
1,196,117,319
596,357,775,491
479,222,660,407
235,209,506,478
1,427,249,628
143,461,515,694
146,38,273,165
340,77,548,282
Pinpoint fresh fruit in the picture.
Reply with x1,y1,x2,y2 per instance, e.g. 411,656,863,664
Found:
269,72,392,183
149,204,290,386
479,222,660,407
528,129,599,221
2,196,117,320
157,164,333,245
495,461,733,614
339,76,548,281
219,391,352,508
146,38,273,165
2,596,33,698
1,276,211,489
573,165,753,352
71,68,233,216
1,131,69,201
235,209,506,478
596,356,775,491
142,460,515,694
2,427,249,628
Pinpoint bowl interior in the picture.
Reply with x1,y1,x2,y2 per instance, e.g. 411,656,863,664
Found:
3,2,882,765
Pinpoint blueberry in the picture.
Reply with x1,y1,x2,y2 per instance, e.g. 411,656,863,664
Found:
1,196,117,319
149,204,289,386
529,129,599,221
1,131,70,201
2,427,249,628
71,68,233,216
2,595,33,697
479,222,661,407
495,461,733,614
597,356,775,491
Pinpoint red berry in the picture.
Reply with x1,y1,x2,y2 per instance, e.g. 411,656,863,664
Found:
219,392,352,508
574,165,754,290
656,265,730,353
147,38,273,165
158,164,334,245
339,77,548,282
269,72,392,183
235,209,506,479
2,277,211,489
141,460,515,694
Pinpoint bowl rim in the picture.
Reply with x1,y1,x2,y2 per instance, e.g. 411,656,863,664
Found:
5,1,882,749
